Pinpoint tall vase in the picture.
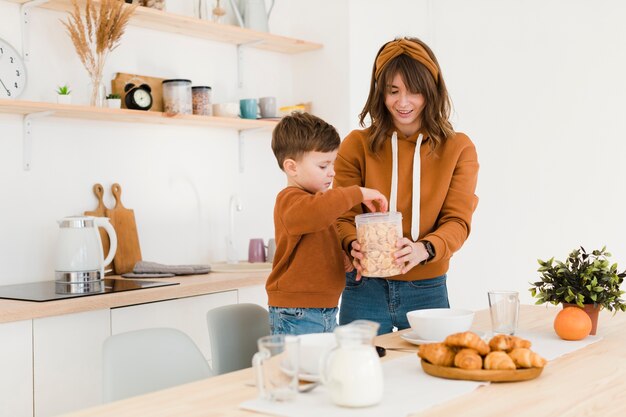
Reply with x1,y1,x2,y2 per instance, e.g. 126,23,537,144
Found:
90,76,106,108
563,303,601,335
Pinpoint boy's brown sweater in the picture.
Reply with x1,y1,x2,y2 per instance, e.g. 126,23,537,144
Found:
334,128,479,281
267,185,363,308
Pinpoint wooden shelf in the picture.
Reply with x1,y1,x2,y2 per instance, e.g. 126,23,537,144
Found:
0,98,278,130
9,0,322,54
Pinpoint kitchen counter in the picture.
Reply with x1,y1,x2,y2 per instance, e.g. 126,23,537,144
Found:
0,272,267,324
58,305,626,417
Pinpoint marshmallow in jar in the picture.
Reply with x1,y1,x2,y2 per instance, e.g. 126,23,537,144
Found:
355,212,403,277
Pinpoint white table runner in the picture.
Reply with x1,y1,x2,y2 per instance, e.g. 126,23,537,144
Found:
241,354,486,417
241,331,602,417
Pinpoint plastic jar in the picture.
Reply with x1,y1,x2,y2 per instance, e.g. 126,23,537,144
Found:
355,212,403,277
192,86,212,116
162,79,192,115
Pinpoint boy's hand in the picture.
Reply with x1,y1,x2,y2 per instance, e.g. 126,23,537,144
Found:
360,187,389,213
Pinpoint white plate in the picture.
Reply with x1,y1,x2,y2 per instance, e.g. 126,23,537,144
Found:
401,330,486,346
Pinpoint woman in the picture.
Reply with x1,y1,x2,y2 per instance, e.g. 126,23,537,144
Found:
334,37,479,334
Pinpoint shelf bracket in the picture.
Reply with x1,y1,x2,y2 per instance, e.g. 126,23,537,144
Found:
237,41,265,90
20,0,50,61
237,127,264,173
23,111,53,171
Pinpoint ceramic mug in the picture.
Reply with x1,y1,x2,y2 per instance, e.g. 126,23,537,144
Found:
212,102,239,118
259,96,277,118
240,98,258,119
248,238,266,263
266,238,276,262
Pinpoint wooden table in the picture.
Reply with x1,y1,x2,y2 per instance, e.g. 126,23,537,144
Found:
61,305,626,417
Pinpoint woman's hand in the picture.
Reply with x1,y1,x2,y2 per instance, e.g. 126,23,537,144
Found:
394,238,429,274
349,240,365,281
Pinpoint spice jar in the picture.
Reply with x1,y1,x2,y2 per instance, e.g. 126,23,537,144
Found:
355,212,403,277
192,86,212,116
162,79,192,115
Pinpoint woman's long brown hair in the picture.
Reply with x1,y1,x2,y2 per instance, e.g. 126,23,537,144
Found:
359,37,454,153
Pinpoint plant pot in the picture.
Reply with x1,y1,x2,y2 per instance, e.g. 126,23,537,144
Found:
57,95,72,105
106,98,122,109
563,303,601,335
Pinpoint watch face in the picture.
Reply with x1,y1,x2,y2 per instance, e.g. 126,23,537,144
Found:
0,38,27,99
133,89,152,108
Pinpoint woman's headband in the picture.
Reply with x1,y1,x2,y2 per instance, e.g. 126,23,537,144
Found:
374,38,439,83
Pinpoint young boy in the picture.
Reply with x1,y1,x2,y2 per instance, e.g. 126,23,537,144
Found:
267,112,388,335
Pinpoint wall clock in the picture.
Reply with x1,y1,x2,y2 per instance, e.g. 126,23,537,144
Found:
0,38,27,99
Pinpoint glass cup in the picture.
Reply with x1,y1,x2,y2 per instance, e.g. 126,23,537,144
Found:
252,335,299,402
488,290,520,335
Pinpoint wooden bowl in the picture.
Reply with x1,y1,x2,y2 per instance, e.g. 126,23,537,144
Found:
420,359,543,382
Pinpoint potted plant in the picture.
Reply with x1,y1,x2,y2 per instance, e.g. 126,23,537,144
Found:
56,85,72,104
530,246,626,335
106,93,122,109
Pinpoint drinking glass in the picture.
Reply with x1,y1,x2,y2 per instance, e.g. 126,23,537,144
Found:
252,335,299,401
488,290,519,335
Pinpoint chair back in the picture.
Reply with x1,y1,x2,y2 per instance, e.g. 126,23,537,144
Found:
207,303,270,375
103,327,213,402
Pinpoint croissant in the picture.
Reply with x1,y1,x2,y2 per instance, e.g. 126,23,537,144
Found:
489,334,532,352
508,348,547,368
444,332,490,356
454,348,483,370
418,343,456,367
484,351,516,370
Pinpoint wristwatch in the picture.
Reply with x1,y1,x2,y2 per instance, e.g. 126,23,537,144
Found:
420,240,436,262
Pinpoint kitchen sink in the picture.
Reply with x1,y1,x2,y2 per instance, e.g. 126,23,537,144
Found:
211,262,273,273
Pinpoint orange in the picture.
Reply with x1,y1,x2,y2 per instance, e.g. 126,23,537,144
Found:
553,307,592,341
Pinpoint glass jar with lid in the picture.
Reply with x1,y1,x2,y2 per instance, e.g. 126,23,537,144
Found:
162,79,192,115
192,86,212,116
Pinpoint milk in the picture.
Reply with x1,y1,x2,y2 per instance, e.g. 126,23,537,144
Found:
325,345,383,407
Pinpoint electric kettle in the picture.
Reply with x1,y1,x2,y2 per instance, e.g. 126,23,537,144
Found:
55,216,117,293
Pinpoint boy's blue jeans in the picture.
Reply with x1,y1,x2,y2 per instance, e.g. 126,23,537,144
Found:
339,270,449,335
269,307,339,335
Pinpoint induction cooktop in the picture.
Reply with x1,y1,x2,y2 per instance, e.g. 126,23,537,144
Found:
0,278,179,302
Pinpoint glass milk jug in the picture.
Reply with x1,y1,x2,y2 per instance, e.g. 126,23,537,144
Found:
321,320,384,407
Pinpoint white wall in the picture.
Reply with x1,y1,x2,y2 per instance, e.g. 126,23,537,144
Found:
347,0,626,309
1,0,625,312
0,0,304,284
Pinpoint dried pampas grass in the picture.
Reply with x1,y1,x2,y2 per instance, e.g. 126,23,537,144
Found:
62,0,137,105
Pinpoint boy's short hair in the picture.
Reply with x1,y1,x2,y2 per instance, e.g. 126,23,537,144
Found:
271,112,340,170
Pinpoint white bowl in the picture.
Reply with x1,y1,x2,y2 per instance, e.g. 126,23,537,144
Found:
298,333,336,375
406,308,475,341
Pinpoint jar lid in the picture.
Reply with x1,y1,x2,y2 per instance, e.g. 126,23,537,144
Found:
162,79,192,84
192,86,212,90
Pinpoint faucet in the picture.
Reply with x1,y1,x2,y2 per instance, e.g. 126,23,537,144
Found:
227,194,243,264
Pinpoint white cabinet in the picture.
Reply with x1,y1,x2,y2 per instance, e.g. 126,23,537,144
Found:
238,284,268,310
111,291,238,364
0,320,33,417
33,309,111,417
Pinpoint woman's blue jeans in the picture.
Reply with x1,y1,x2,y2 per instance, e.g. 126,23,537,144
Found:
339,270,449,334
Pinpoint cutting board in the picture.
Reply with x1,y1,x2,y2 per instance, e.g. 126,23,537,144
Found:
84,183,114,274
110,72,165,112
106,183,142,274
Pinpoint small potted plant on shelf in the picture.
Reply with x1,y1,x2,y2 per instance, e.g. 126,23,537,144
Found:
529,246,626,335
106,93,122,109
56,85,72,104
